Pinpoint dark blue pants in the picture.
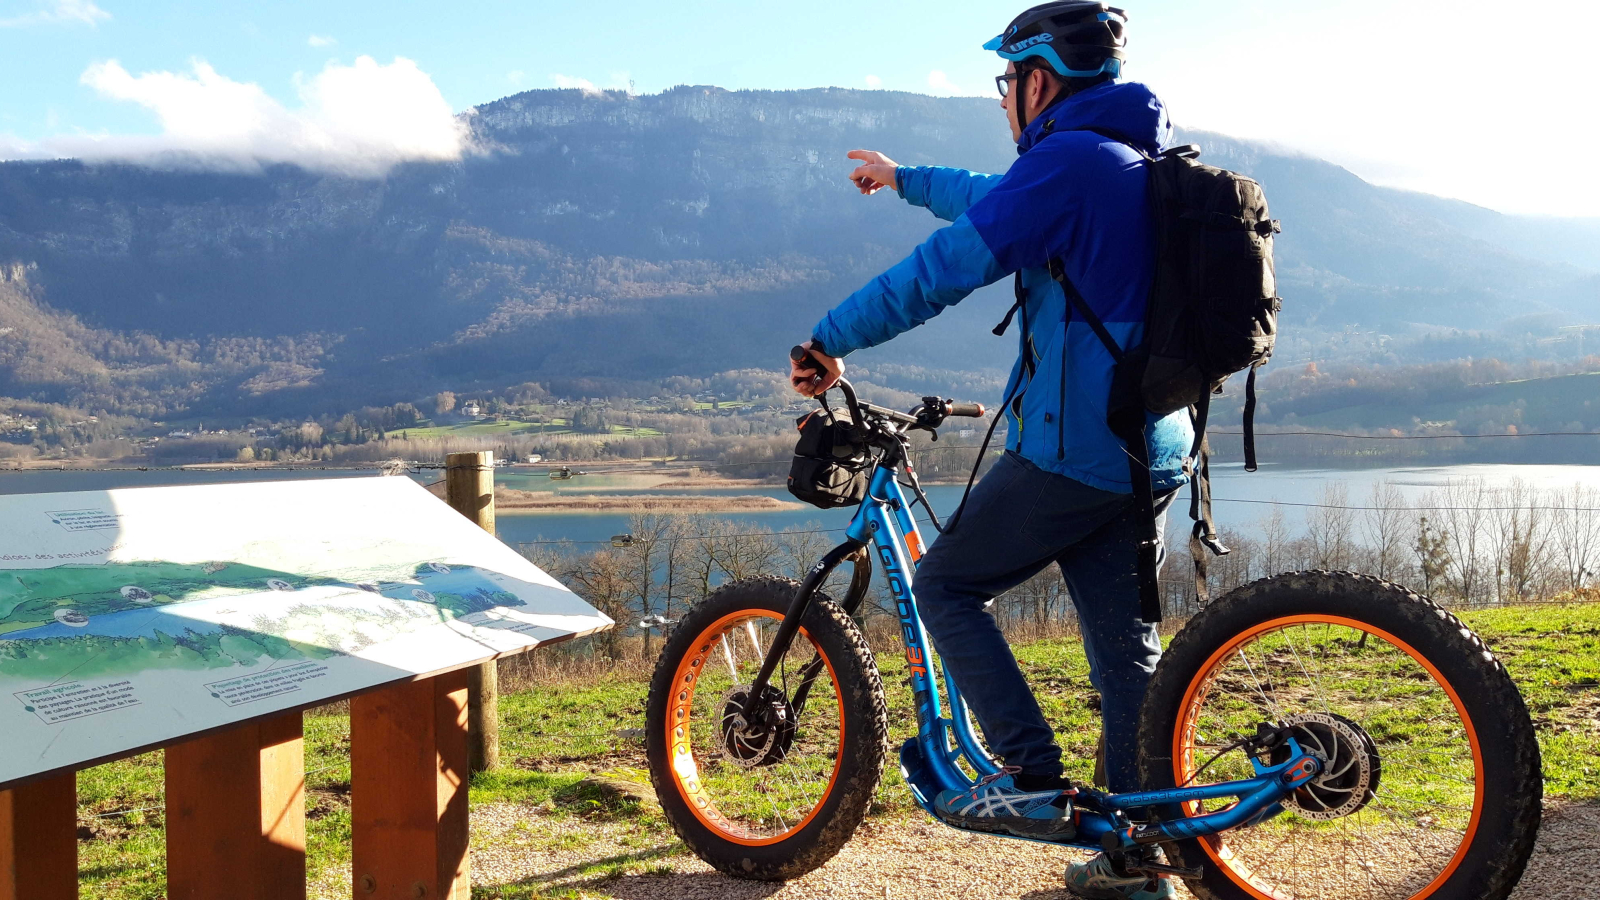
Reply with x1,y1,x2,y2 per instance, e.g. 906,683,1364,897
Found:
915,451,1171,793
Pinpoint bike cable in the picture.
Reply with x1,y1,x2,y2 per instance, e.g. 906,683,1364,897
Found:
942,384,1014,534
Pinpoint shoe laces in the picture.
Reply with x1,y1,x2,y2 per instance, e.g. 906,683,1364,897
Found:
976,765,1023,789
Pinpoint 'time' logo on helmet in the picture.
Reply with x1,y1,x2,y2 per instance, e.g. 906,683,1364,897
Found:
985,2,1129,80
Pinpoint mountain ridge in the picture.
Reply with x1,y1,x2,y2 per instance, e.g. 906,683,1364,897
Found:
0,85,1594,419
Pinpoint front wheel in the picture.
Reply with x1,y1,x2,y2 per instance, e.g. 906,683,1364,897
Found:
1137,571,1542,900
645,576,889,881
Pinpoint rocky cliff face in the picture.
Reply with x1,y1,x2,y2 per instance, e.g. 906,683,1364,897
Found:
0,86,1593,416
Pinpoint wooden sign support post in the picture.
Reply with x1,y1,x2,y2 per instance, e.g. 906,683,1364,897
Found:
445,451,500,773
351,670,471,900
0,773,77,899
166,712,306,900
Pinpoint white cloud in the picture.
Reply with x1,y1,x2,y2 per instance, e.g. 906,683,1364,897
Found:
0,56,470,177
1134,0,1600,217
0,0,110,28
307,34,336,48
507,70,526,86
926,70,982,98
551,74,602,96
864,75,882,89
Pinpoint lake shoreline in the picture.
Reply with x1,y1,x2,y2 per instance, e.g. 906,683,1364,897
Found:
493,489,805,514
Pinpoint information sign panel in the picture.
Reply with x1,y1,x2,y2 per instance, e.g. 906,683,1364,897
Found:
0,477,611,788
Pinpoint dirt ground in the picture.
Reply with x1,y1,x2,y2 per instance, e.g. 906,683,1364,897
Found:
467,799,1594,900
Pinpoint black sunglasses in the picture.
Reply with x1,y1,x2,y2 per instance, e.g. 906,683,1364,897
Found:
995,72,1020,98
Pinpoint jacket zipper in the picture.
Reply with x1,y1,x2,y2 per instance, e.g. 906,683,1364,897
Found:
1012,332,1041,444
1057,318,1067,460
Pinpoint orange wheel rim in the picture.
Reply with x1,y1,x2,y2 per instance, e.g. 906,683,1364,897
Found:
666,610,846,846
1172,615,1485,900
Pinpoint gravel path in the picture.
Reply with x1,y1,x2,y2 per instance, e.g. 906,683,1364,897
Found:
468,800,1594,900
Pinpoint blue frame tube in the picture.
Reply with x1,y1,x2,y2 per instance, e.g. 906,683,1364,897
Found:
851,468,973,792
890,471,1000,778
944,659,1003,778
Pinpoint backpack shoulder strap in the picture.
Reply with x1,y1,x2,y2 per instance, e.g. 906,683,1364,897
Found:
1049,257,1162,622
1047,259,1123,362
1068,126,1201,163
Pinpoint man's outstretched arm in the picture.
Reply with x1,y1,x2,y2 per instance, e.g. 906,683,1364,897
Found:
897,167,1004,222
847,151,1002,223
811,215,1008,359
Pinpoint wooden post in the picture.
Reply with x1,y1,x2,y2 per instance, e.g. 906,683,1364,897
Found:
351,671,471,900
165,711,305,900
0,772,77,900
444,450,495,535
445,450,500,773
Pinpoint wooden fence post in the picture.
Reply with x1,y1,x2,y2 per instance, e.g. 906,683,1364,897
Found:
0,772,77,900
445,451,500,773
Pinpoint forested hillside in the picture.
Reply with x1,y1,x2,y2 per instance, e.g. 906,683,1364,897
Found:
0,85,1596,423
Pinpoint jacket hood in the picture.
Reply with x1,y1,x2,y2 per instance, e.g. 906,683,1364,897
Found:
1017,81,1171,156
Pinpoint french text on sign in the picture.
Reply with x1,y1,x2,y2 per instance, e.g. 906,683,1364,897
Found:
15,679,140,724
205,662,331,707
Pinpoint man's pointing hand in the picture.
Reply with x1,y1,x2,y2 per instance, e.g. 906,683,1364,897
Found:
847,150,899,195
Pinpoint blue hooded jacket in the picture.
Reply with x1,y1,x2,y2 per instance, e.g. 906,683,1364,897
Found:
811,81,1192,494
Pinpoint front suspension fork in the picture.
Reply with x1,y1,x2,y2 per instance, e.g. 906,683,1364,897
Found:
740,539,868,721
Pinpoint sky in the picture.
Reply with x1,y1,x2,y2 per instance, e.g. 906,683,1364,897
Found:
0,0,1595,216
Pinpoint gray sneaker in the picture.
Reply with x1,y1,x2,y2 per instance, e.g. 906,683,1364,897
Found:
1064,852,1176,900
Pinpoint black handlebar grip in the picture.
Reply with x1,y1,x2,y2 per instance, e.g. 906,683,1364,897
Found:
947,402,986,418
790,345,809,363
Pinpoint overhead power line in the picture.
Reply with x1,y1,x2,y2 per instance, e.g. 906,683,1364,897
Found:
1209,430,1600,440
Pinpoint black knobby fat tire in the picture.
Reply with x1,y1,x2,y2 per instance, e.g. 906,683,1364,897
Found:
645,575,890,881
1136,571,1542,900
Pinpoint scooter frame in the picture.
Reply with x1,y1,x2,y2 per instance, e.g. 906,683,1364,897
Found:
744,458,1323,853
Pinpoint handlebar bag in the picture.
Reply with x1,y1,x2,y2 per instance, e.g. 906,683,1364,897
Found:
787,407,871,509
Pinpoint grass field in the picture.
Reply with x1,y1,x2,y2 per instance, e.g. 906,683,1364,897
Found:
69,602,1600,898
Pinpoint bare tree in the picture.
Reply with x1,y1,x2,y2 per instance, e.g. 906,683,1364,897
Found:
566,550,633,659
1551,483,1600,594
1435,479,1488,606
710,522,780,582
1259,504,1291,576
1210,528,1258,593
657,514,698,626
519,539,578,580
776,523,834,583
1412,514,1451,598
1361,481,1412,581
1306,482,1356,570
620,513,671,658
683,518,726,604
1486,480,1554,604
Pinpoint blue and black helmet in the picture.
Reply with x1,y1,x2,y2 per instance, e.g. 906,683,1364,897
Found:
984,2,1128,80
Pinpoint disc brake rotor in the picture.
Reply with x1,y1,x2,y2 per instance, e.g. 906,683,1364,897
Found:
718,684,797,769
1272,712,1382,820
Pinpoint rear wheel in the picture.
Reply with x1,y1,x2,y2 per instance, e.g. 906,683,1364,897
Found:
1137,572,1541,900
645,576,888,881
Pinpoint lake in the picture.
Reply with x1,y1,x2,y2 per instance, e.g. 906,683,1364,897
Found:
5,461,1600,553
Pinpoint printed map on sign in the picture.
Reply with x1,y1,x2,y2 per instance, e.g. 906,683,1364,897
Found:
0,477,612,788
